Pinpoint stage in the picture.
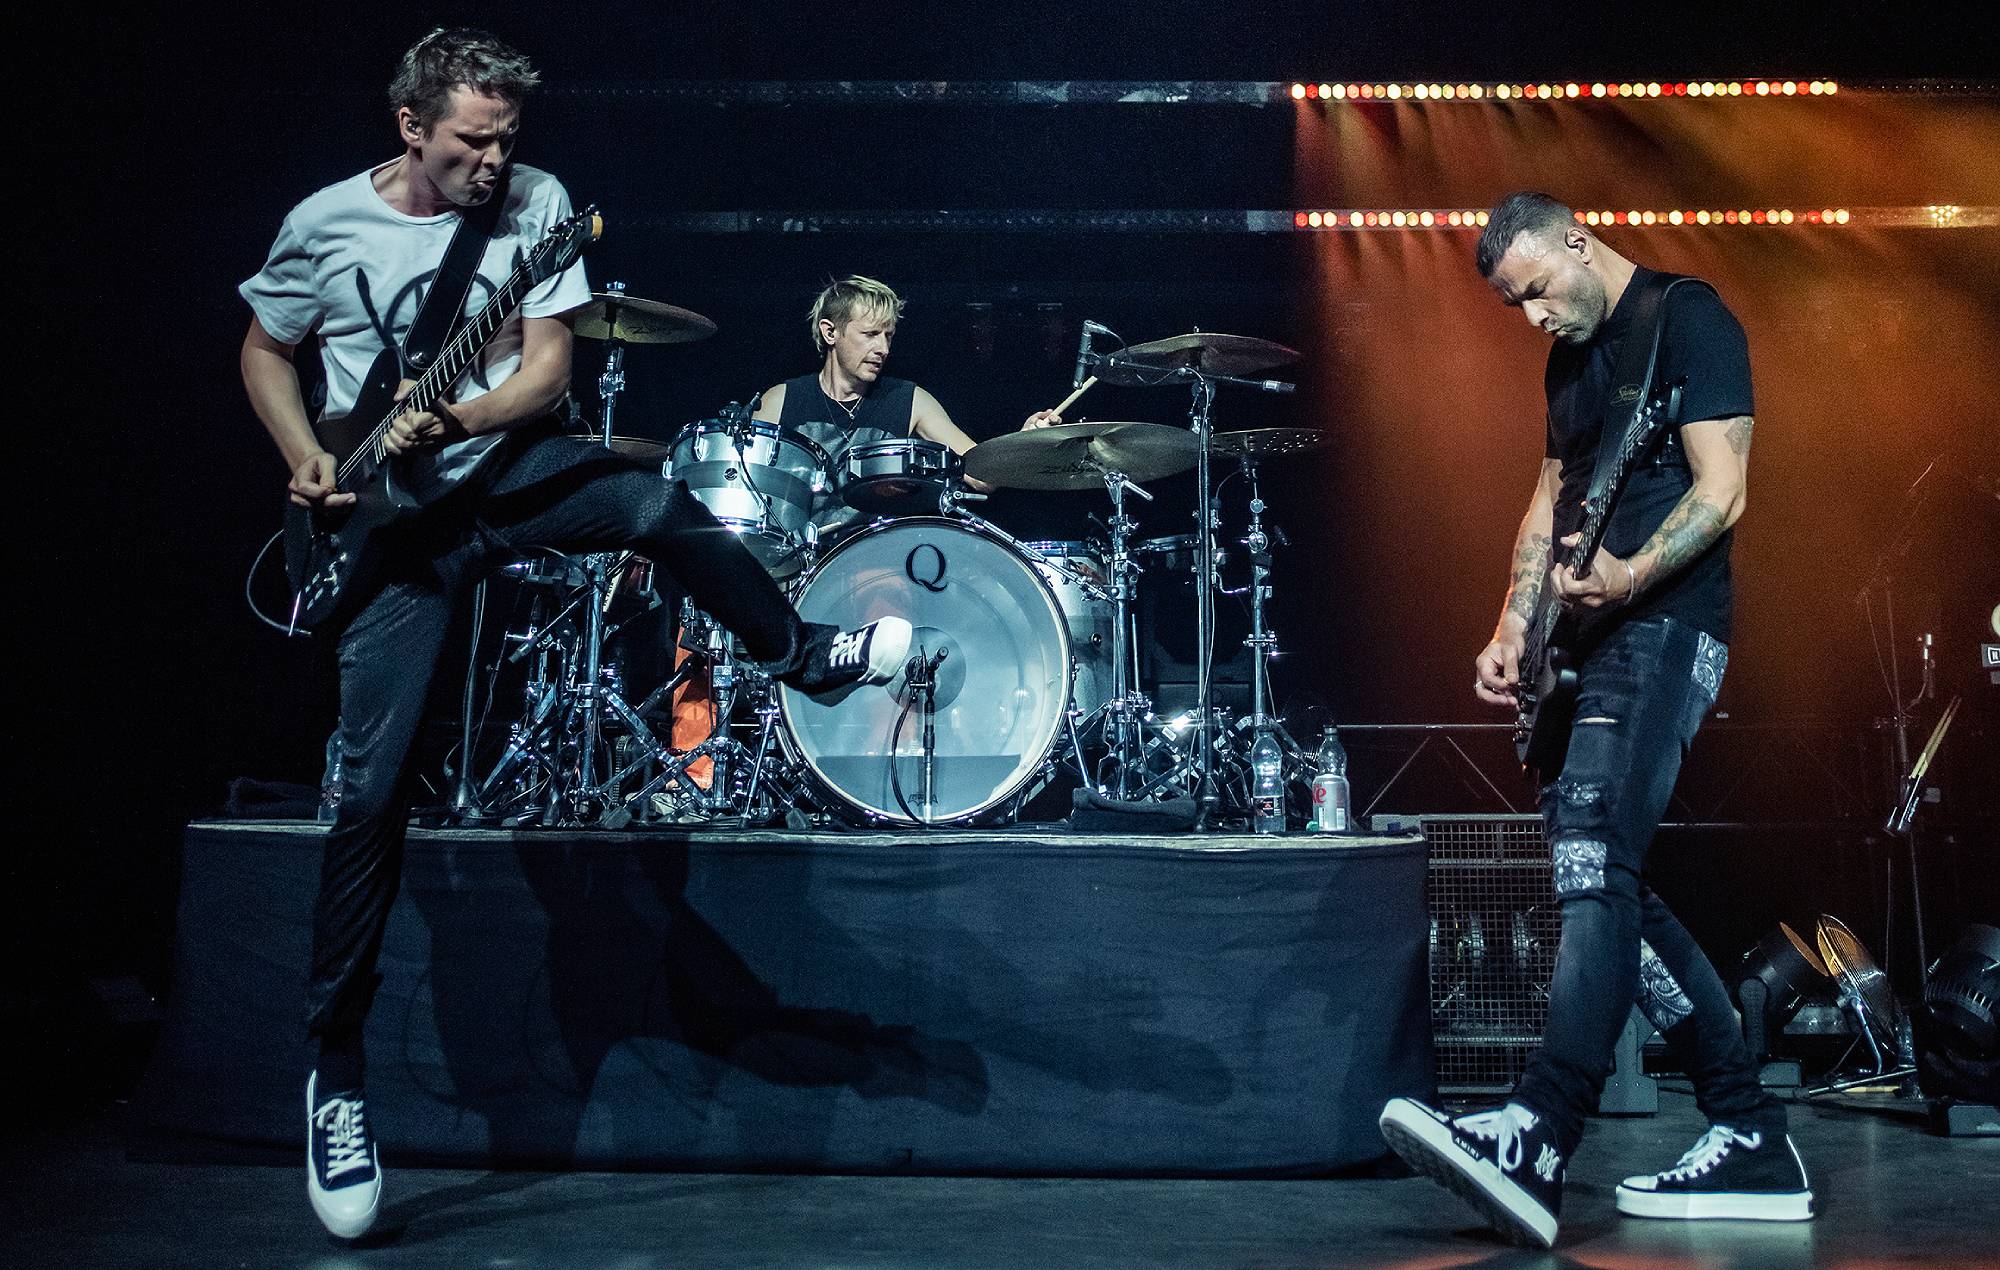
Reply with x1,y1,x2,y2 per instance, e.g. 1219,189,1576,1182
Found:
137,821,1434,1176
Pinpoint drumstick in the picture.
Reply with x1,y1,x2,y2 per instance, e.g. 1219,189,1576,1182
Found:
1047,375,1098,419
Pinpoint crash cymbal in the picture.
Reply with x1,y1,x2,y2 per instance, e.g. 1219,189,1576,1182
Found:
568,434,671,463
962,421,1198,490
572,292,718,344
1208,428,1327,459
1093,332,1299,384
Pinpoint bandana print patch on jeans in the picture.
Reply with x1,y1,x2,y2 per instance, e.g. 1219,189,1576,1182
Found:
1692,632,1728,703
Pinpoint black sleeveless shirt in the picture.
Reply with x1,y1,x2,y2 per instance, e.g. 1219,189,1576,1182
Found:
778,373,917,535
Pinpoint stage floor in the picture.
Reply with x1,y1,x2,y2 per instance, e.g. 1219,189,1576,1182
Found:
11,1088,1997,1268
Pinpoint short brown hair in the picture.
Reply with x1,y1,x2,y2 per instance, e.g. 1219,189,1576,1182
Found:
389,28,540,135
1476,192,1578,278
808,276,904,357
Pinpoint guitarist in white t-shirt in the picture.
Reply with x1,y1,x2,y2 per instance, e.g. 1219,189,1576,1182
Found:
239,29,910,1241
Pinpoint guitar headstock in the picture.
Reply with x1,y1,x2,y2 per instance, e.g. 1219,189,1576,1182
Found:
528,204,603,285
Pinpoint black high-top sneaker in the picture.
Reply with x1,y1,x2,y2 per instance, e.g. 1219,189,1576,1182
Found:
1616,1124,1815,1221
306,1073,381,1239
786,618,913,703
1379,1098,1565,1249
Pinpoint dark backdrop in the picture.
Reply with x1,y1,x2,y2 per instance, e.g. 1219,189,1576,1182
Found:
20,1,1998,1102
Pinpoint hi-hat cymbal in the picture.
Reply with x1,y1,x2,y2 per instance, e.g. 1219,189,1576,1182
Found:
568,434,671,463
962,422,1198,490
572,292,718,344
1208,428,1327,459
1093,332,1299,385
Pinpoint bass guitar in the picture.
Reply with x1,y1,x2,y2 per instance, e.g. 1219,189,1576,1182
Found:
282,206,601,634
1514,378,1683,776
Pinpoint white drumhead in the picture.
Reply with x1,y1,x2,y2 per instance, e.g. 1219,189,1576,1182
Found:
779,518,1071,824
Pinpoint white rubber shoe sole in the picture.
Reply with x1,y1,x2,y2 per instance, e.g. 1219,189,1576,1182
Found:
1615,1184,1815,1221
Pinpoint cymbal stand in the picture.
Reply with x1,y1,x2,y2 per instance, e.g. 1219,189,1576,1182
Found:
1224,455,1308,778
1187,374,1220,825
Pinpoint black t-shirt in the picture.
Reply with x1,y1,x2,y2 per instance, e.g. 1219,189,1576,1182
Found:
1545,267,1752,643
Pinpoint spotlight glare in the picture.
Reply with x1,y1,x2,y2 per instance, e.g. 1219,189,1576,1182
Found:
1834,208,1850,223
1349,211,1363,227
1584,210,1600,226
1827,81,1838,94
1641,210,1657,225
1728,81,1743,95
1386,83,1402,99
1290,82,1307,100
1784,80,1798,94
1780,209,1795,224
1591,82,1605,97
1756,80,1771,95
1696,210,1711,224
1669,210,1684,224
1475,211,1490,226
1320,83,1334,99
1413,83,1428,100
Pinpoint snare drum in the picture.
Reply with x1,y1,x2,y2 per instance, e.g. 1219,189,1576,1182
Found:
1020,540,1114,722
666,419,830,576
778,518,1072,825
839,437,955,514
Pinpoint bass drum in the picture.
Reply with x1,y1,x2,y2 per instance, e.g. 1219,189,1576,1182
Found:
779,518,1072,825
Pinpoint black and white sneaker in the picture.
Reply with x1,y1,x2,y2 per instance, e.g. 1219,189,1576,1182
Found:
1616,1124,1814,1221
788,617,913,703
307,1073,381,1239
1379,1098,1564,1249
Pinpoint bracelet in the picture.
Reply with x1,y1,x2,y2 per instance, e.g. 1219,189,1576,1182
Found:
1620,557,1639,605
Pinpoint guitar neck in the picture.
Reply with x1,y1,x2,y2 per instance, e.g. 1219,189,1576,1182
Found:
339,266,538,481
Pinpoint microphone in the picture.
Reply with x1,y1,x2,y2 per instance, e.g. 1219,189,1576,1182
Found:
1073,319,1114,389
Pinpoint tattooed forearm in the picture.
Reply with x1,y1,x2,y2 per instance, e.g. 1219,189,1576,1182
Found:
1504,531,1551,624
1724,417,1754,456
1635,494,1727,585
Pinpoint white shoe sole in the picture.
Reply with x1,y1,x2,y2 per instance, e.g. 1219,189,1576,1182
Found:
863,617,913,682
1616,1185,1815,1221
306,1076,381,1240
1379,1099,1558,1249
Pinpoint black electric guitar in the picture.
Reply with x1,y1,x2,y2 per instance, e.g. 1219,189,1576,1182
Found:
281,206,601,634
1513,378,1683,776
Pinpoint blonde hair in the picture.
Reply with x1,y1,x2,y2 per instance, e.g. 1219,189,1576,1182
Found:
808,275,904,358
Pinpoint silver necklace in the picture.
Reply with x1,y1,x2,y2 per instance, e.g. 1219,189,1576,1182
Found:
820,376,863,421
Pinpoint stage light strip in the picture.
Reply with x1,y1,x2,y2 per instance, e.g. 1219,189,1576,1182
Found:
1287,79,1843,102
634,207,1996,234
540,78,1998,107
1290,207,1999,229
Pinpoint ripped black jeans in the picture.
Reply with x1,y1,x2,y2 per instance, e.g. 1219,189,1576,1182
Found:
1513,614,1784,1156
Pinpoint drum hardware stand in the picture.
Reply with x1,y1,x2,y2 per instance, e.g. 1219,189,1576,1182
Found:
1222,454,1311,802
890,646,950,824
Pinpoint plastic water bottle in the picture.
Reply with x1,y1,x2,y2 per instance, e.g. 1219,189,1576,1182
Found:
1249,731,1286,834
317,725,344,824
1310,725,1352,833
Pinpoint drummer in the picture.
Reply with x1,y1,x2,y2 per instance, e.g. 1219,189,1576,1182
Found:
752,275,1058,538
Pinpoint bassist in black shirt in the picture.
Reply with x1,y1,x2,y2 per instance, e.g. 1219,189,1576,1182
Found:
1377,193,1813,1249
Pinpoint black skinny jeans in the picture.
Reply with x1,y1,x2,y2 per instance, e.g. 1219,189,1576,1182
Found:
306,433,806,1042
1512,613,1786,1155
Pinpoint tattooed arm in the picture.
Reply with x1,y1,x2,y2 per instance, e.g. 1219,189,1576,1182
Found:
1476,457,1563,706
1552,415,1753,609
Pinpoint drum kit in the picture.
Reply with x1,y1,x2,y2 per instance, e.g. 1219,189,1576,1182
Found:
448,286,1330,831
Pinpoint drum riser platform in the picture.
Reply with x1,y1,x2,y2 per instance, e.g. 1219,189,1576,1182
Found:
136,822,1432,1176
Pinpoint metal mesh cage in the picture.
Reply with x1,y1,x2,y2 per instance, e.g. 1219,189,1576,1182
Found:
1423,815,1559,1093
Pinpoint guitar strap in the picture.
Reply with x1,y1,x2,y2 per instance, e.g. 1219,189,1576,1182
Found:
399,170,510,376
1586,272,1712,498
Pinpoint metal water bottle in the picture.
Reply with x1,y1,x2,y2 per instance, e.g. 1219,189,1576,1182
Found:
317,724,344,824
1249,731,1286,834
1310,725,1351,833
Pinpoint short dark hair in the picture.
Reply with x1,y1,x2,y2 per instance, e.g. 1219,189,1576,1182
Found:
389,28,540,135
1475,192,1578,277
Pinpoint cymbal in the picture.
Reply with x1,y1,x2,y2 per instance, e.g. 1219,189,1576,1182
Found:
568,434,671,463
1208,428,1327,459
962,422,1198,490
1093,332,1299,385
572,292,717,344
